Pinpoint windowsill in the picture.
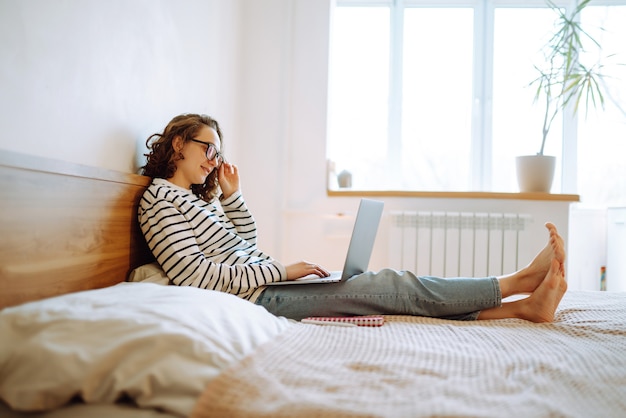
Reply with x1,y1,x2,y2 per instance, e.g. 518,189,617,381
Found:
327,189,580,202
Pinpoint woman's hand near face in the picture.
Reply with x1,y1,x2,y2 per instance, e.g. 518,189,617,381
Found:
218,162,240,199
285,261,330,281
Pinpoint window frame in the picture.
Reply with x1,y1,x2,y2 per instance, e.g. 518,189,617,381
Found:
331,0,625,194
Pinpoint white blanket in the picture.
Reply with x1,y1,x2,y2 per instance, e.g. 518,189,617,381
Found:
192,290,626,418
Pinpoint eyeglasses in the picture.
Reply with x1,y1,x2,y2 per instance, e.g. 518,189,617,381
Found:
189,139,224,166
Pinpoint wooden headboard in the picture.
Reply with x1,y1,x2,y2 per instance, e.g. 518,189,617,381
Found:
0,150,154,309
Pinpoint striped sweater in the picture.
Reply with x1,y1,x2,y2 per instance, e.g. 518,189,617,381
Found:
138,178,286,301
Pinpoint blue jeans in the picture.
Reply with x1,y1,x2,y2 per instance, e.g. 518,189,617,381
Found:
255,268,501,321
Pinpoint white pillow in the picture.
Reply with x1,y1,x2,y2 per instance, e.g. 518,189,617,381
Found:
128,262,170,285
0,282,293,417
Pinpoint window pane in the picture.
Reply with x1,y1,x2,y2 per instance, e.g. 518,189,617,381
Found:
492,8,562,192
400,8,474,190
327,7,389,189
578,6,626,207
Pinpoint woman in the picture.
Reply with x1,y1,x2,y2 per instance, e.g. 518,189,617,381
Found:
139,113,567,322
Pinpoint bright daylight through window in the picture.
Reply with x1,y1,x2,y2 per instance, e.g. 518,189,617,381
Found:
326,0,626,208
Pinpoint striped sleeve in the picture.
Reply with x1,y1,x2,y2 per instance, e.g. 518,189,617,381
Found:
219,191,257,246
138,182,286,300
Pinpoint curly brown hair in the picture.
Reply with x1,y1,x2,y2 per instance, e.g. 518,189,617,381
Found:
141,114,223,202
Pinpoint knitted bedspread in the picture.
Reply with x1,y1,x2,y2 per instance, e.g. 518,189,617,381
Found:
192,291,626,418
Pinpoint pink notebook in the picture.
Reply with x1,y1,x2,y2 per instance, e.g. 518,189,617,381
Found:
301,315,385,327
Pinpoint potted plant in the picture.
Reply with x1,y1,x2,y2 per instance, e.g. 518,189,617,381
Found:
516,0,610,193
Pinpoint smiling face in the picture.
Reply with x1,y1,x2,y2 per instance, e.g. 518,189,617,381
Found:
168,125,222,190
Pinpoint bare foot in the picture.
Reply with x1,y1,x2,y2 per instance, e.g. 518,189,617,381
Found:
479,258,567,322
518,258,568,323
498,222,565,297
545,222,566,264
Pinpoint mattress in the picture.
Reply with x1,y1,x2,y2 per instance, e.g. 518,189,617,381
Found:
192,290,626,418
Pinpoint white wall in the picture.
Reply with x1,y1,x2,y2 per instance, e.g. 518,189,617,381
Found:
234,0,294,260
1,0,600,289
235,0,335,262
568,206,607,291
0,0,240,174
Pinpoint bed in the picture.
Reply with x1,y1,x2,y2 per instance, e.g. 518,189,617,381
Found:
1,149,625,418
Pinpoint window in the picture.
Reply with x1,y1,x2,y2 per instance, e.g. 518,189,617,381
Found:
491,7,563,192
400,8,474,191
577,5,626,207
327,0,626,207
327,7,390,190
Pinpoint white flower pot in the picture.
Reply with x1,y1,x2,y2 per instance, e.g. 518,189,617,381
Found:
515,155,556,193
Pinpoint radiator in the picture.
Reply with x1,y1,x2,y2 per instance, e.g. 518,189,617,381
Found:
389,211,532,278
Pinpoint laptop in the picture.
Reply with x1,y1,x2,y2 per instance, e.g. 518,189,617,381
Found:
266,198,384,285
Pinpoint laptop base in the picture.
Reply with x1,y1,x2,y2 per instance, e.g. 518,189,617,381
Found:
265,271,342,286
